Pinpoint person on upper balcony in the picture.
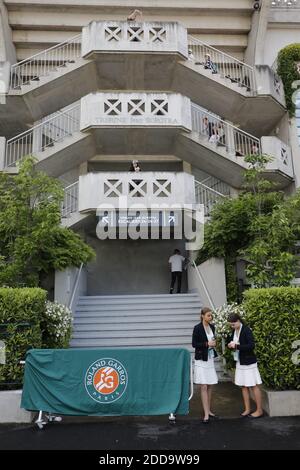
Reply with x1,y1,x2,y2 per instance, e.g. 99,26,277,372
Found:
130,160,141,172
127,9,143,22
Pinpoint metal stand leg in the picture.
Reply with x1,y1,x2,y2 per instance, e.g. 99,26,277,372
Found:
35,411,47,429
35,411,63,429
46,413,62,423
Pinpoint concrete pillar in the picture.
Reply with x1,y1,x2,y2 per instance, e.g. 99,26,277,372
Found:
0,1,16,62
244,2,270,66
0,136,6,170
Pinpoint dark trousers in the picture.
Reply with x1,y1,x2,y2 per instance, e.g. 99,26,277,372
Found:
170,271,182,293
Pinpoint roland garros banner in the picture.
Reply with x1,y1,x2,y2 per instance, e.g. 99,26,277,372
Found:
21,348,190,416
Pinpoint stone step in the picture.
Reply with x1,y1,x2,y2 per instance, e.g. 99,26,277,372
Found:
72,328,194,339
73,314,199,324
73,321,198,331
73,310,201,319
70,336,193,348
75,303,201,313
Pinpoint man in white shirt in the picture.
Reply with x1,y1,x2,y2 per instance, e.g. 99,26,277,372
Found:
168,249,186,294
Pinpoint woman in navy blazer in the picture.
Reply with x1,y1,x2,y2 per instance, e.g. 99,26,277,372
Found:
192,307,218,423
227,313,263,418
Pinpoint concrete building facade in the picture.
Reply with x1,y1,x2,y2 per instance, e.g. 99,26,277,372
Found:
0,0,300,349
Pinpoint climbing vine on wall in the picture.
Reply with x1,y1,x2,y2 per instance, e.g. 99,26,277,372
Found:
277,43,300,116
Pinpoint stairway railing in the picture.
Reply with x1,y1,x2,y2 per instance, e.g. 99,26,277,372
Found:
188,35,256,95
195,180,227,216
198,176,231,196
191,102,261,160
5,103,81,167
62,181,79,218
10,34,82,89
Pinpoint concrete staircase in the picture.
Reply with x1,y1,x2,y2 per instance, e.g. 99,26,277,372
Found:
70,293,202,350
70,293,228,380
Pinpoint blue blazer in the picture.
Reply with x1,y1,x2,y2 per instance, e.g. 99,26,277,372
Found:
229,325,257,366
192,322,218,361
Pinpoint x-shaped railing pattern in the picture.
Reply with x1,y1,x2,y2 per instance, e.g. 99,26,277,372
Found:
104,180,123,197
153,179,171,197
105,26,122,42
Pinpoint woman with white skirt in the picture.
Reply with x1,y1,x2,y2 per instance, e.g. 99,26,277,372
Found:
227,313,263,418
192,307,218,423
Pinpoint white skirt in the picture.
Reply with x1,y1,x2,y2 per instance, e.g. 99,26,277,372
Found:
194,358,218,385
235,362,262,387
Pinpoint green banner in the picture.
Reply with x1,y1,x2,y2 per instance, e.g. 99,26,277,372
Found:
21,348,190,416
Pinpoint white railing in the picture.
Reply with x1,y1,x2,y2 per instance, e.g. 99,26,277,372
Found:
10,34,82,89
62,181,79,218
189,259,215,310
68,262,84,312
5,104,81,167
191,102,261,160
198,176,231,196
195,180,227,216
188,35,256,95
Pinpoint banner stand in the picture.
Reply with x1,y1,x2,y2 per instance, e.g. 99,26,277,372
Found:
22,352,194,430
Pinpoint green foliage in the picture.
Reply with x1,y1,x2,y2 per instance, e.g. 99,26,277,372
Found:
225,260,240,304
196,152,299,294
277,43,300,116
0,287,46,388
242,191,300,287
41,301,73,349
242,287,300,390
0,156,95,287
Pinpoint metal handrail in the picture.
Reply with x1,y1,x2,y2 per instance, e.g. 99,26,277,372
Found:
68,263,84,311
62,181,79,217
190,259,215,310
5,104,81,167
188,35,256,94
191,102,261,159
10,34,82,89
188,35,253,70
195,179,227,198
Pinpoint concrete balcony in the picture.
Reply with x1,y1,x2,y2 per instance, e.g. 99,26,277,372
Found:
0,95,294,189
80,91,191,130
0,21,287,138
261,136,294,180
77,171,195,213
82,21,188,58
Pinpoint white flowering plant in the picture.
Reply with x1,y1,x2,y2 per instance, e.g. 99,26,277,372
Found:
42,301,73,348
213,303,245,340
212,303,245,367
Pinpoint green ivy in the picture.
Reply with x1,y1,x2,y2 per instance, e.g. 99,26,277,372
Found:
242,287,300,390
277,43,300,116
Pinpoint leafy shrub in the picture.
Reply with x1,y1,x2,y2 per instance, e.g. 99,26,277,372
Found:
42,301,73,348
0,288,46,389
242,287,300,390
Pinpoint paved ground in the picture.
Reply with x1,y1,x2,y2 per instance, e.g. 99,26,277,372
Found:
0,384,299,450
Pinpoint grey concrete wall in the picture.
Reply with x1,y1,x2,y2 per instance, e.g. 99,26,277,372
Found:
187,257,227,308
244,3,269,66
0,136,5,169
55,266,87,310
85,235,188,295
0,1,16,63
0,391,33,423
